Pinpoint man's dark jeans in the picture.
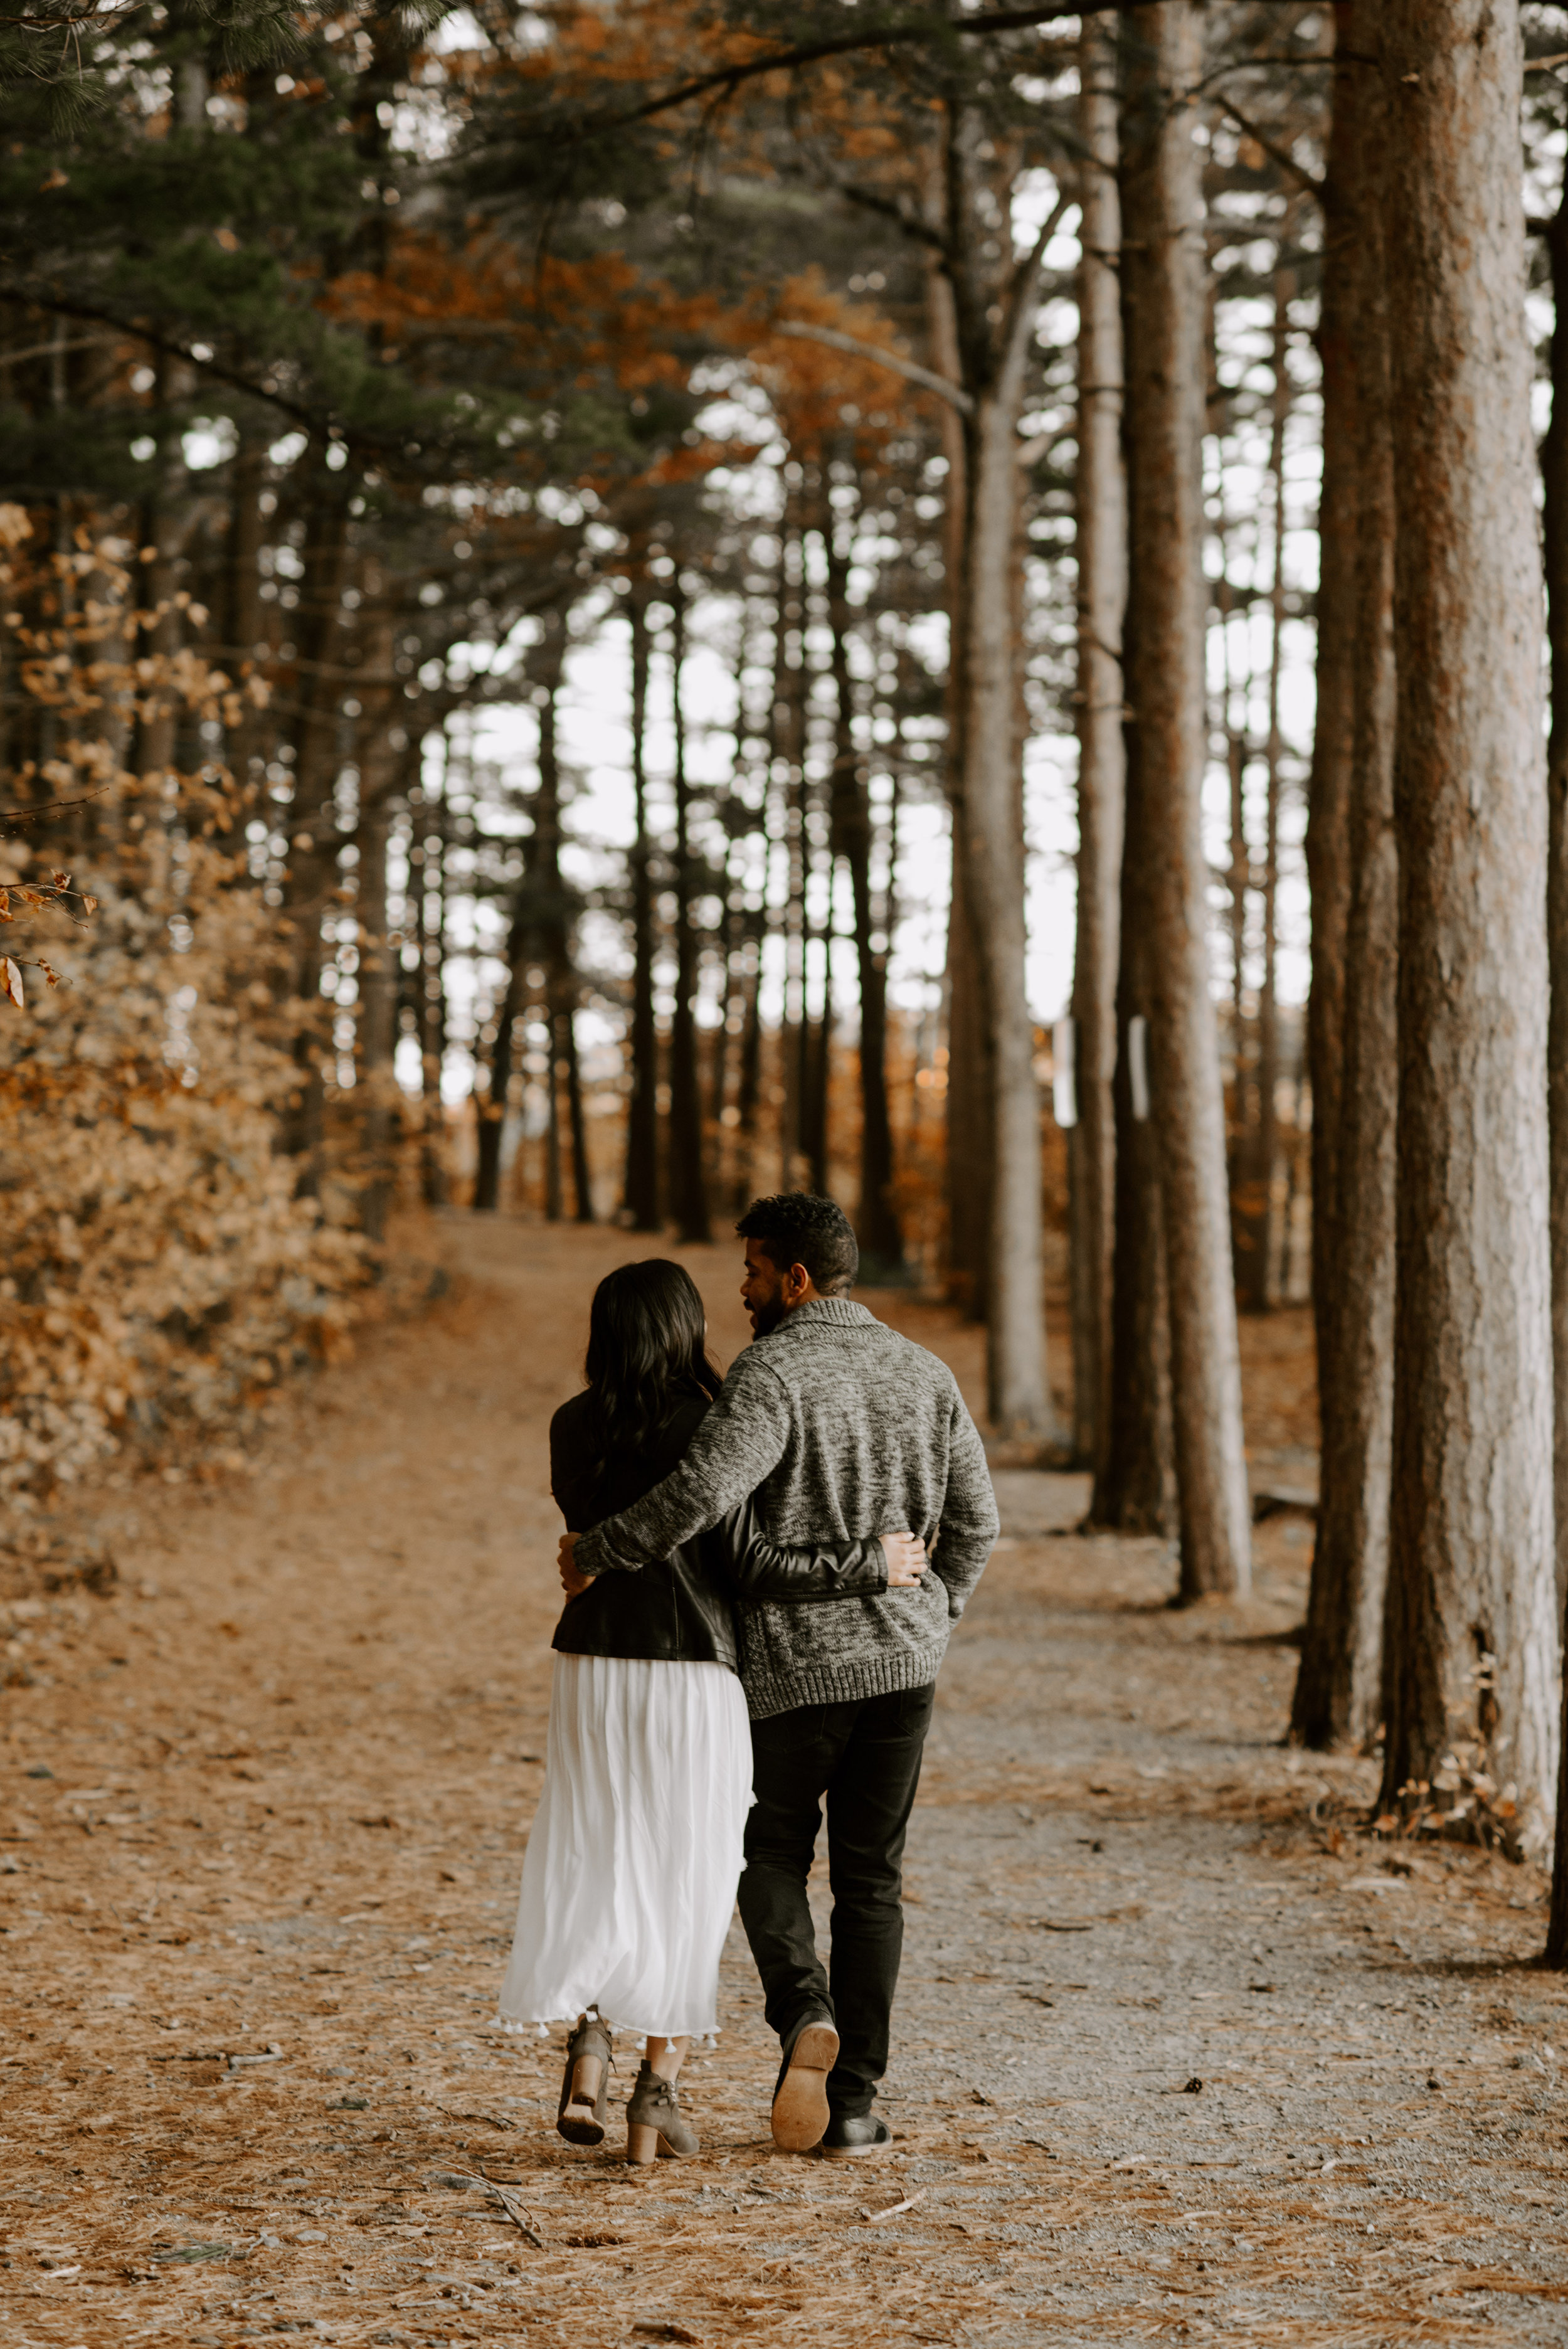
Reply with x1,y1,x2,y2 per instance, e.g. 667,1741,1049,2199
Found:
738,1682,935,2119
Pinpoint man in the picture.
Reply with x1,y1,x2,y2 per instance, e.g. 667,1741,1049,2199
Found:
561,1192,999,2158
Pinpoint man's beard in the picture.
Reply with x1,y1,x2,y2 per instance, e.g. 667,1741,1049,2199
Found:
750,1291,787,1337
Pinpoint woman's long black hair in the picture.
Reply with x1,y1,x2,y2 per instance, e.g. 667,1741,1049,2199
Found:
584,1259,721,1479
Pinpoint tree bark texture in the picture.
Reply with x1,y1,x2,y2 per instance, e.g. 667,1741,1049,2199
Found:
1544,119,1568,1961
1120,1,1251,1595
1293,18,1397,1751
1069,16,1126,1477
1378,0,1557,1855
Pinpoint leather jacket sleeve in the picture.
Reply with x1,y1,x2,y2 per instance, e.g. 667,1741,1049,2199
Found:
702,1493,888,1603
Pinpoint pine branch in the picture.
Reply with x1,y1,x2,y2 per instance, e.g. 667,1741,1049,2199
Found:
526,3,1296,147
772,319,973,415
1215,98,1325,199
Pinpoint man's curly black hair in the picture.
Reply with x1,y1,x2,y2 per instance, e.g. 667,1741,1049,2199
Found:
736,1192,859,1295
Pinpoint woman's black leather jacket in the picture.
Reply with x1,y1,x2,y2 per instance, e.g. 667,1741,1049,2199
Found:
549,1384,886,1668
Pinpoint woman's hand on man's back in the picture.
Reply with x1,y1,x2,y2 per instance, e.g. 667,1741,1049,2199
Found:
881,1532,929,1589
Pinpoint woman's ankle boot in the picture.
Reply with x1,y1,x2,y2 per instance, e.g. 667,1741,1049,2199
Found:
557,2013,613,2145
625,2059,698,2163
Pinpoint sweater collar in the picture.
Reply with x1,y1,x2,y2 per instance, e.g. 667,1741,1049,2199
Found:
765,1296,876,1334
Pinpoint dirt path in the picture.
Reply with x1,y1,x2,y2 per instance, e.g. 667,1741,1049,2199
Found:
4,1220,1568,2348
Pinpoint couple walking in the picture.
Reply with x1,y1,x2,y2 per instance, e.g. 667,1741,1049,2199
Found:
498,1191,1000,2162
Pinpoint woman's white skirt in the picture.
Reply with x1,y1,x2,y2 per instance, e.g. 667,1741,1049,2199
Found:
497,1653,753,2040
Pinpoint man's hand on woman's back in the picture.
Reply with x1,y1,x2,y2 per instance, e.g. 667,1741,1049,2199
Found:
558,1531,591,1599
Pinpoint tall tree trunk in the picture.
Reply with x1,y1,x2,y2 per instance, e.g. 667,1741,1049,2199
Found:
544,1013,564,1223
415,739,450,1207
622,579,660,1230
1294,13,1397,1751
1545,151,1568,1961
561,1000,593,1223
1237,271,1293,1314
1378,0,1557,1855
667,588,711,1242
1093,769,1178,1534
926,220,990,1319
356,775,398,1245
825,514,903,1270
220,432,267,799
955,375,1049,1434
945,102,1056,1436
1069,16,1126,1476
775,506,807,1189
1305,8,1362,1514
280,462,351,1188
532,605,588,1226
803,904,831,1199
474,959,519,1214
734,918,765,1208
1121,1,1251,1596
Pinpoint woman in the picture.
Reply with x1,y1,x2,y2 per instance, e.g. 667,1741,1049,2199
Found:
497,1258,902,2164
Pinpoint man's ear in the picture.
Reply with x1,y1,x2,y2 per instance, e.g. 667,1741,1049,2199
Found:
787,1259,812,1299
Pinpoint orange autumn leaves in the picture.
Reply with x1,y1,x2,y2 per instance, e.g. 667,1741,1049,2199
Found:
328,232,943,485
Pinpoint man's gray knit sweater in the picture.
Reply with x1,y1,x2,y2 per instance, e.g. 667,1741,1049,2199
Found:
572,1298,1000,1719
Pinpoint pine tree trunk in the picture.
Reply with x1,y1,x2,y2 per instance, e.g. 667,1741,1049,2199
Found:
220,433,267,795
667,590,711,1243
1305,8,1362,1486
356,783,398,1244
1544,119,1568,1961
825,520,903,1270
926,226,990,1320
1237,273,1292,1315
473,959,519,1214
1069,17,1126,1477
562,1000,593,1223
734,921,765,1209
415,744,450,1208
1121,0,1251,1595
775,509,807,1189
954,377,1051,1436
1378,0,1557,1855
1294,19,1397,1750
280,469,351,1187
622,580,660,1230
1094,867,1178,1534
944,878,991,1318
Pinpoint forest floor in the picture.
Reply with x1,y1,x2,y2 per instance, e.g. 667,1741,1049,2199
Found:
4,1217,1568,2349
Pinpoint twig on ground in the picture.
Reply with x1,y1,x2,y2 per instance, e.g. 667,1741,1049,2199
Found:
455,2170,546,2250
862,2188,926,2223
